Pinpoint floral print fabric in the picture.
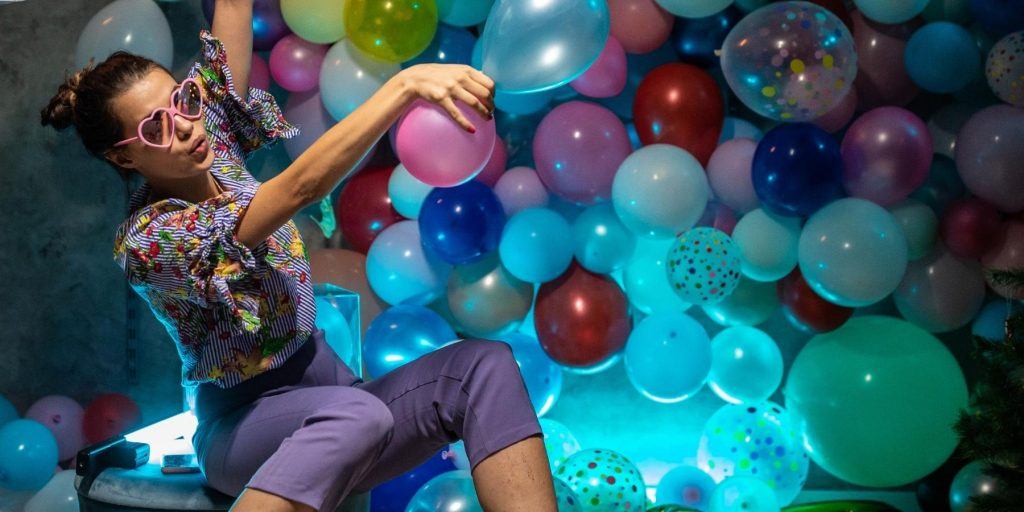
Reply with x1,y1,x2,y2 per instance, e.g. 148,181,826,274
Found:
112,30,317,389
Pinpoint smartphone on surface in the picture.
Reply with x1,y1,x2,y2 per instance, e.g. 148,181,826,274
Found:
161,453,200,474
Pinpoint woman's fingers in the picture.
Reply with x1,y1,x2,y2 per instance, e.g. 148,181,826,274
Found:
466,67,496,91
453,86,493,120
459,78,495,113
439,96,477,133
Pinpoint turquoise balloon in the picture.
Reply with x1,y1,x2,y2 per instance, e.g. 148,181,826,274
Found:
480,0,610,93
624,312,711,403
708,476,780,512
539,418,581,471
0,419,58,491
498,207,574,283
501,333,563,416
888,199,938,261
438,0,495,27
853,0,928,23
656,0,733,18
314,295,355,368
972,299,1022,341
798,198,908,308
613,144,710,238
708,326,783,405
784,316,968,487
949,461,1001,512
732,209,800,282
0,395,16,428
904,22,981,94
363,304,456,378
471,38,556,115
624,237,691,315
388,164,433,219
555,448,647,512
573,203,637,274
701,277,779,327
656,465,716,510
553,478,584,511
406,470,483,512
698,402,808,506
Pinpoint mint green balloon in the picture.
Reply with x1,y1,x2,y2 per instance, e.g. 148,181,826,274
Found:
784,316,968,487
701,277,778,327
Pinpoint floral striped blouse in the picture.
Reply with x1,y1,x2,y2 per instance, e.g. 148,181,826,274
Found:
113,29,317,389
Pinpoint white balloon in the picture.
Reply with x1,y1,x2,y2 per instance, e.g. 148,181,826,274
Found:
75,0,173,69
24,471,78,512
319,40,400,121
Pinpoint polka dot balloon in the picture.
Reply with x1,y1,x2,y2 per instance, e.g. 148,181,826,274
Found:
667,227,743,306
986,31,1024,107
540,418,582,472
720,1,857,121
555,448,647,511
696,402,810,506
554,478,584,512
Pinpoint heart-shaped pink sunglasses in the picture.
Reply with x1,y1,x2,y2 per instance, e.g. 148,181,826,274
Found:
113,77,204,149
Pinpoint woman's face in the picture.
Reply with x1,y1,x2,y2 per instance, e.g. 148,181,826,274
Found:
106,68,214,180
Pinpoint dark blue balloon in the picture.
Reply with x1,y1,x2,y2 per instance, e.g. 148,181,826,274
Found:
671,7,741,68
370,448,458,512
752,123,845,217
969,0,1024,37
403,24,477,68
202,0,291,51
419,181,506,264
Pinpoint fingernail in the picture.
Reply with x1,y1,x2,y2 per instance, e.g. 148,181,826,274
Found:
468,126,476,133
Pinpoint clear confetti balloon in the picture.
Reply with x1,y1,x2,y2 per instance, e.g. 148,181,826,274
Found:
986,31,1024,107
554,478,585,512
667,227,743,306
697,402,810,506
708,476,781,512
540,418,582,472
555,448,647,511
656,465,717,510
720,1,857,121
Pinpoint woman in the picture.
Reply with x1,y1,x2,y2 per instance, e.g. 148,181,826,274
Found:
40,2,558,511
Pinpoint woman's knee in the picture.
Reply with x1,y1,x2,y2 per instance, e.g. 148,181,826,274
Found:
315,387,395,442
457,338,519,372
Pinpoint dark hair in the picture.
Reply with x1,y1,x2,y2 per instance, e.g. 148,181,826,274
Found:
40,51,171,181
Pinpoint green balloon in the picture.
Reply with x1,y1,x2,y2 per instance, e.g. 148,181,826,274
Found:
782,500,901,512
701,277,779,327
648,506,700,512
784,316,968,487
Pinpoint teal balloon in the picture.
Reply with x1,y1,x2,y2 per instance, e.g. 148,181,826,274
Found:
501,333,563,416
0,419,58,491
437,0,495,27
480,0,610,93
624,312,711,403
363,304,456,378
698,402,808,506
949,461,1001,512
732,209,800,282
656,0,733,18
784,316,968,487
573,203,637,274
0,395,16,428
910,155,966,214
797,198,908,307
667,227,743,306
553,478,584,512
314,295,355,368
708,326,783,404
904,22,981,93
498,207,574,283
388,164,433,220
554,448,646,512
539,418,581,472
406,470,482,512
75,0,173,69
612,144,710,239
972,299,1022,341
853,0,928,23
656,465,716,510
888,199,938,261
708,476,780,512
624,237,691,315
701,277,778,327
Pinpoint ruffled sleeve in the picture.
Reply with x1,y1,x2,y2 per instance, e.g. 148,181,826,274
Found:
113,181,269,334
187,29,300,162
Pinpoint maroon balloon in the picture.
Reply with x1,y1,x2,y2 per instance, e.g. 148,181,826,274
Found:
940,197,1002,259
633,62,724,166
335,165,403,254
777,268,853,333
83,393,142,444
851,10,922,109
534,262,632,367
841,106,933,206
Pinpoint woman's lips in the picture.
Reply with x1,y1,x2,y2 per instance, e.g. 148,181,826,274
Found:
191,137,208,158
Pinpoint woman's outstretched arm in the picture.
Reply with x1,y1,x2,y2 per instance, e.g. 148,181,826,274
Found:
210,0,253,99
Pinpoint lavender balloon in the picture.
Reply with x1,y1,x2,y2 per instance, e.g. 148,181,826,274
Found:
494,166,549,217
841,107,933,207
25,395,84,462
955,104,1024,213
893,244,986,333
707,138,759,214
269,34,327,92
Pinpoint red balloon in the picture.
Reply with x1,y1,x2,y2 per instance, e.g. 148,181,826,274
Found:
335,165,403,254
940,197,1002,259
534,262,632,367
777,268,853,333
633,62,724,166
83,393,142,444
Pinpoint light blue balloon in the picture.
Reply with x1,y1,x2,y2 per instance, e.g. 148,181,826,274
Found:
701,277,779,327
0,395,16,428
0,419,58,491
708,476,780,512
708,326,783,404
798,198,908,307
320,39,401,121
572,203,637,274
480,0,610,93
314,295,355,368
612,144,710,238
656,465,717,510
539,418,582,471
624,312,711,403
438,0,495,27
364,304,456,378
75,0,173,69
406,470,483,512
499,207,574,283
367,221,453,306
501,333,563,417
718,117,764,144
905,22,981,94
853,0,929,23
656,0,732,18
972,299,1022,341
473,39,557,114
388,164,433,219
623,237,691,315
732,209,801,282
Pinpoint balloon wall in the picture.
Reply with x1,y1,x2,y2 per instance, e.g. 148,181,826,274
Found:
69,0,1024,509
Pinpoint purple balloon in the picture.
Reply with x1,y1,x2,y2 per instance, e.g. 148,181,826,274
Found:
250,53,271,91
25,395,84,462
202,0,291,51
494,166,550,216
841,106,933,206
852,10,922,109
955,104,1024,213
812,87,858,134
569,35,628,98
269,34,328,92
532,101,632,205
706,138,758,214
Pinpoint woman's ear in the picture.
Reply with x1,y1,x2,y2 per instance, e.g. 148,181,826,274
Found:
104,147,138,170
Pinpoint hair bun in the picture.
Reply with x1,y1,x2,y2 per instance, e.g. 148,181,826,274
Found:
40,66,91,130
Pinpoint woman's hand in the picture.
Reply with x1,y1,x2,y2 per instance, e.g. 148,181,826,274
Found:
396,63,497,133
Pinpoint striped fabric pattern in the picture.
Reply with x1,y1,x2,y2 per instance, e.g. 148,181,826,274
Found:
112,30,317,389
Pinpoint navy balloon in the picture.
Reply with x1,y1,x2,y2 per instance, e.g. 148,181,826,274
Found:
404,24,476,68
202,0,291,51
969,0,1024,37
752,123,845,217
671,7,741,68
370,448,457,512
419,181,506,265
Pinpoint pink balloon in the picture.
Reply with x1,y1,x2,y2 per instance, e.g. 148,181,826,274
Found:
851,10,921,109
532,101,631,205
841,106,933,206
608,0,674,54
812,86,858,133
696,200,738,236
494,166,550,216
395,98,497,187
707,137,759,213
940,197,1001,259
955,104,1024,213
982,219,1024,299
26,395,85,462
570,36,627,98
474,137,508,187
250,53,271,91
269,34,328,92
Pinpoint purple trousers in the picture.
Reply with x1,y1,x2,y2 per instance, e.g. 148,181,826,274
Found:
191,328,543,512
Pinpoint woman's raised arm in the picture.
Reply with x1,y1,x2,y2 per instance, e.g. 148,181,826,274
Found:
210,0,254,99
